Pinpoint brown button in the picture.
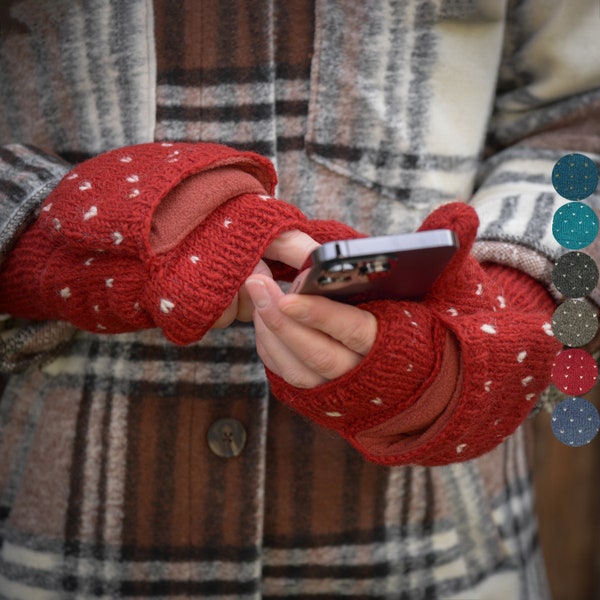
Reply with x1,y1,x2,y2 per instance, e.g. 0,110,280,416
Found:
207,418,247,458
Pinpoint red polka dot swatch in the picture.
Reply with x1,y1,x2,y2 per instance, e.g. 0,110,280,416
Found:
550,153,600,447
551,348,598,396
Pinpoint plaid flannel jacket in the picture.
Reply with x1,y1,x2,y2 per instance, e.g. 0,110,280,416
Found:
1,0,600,598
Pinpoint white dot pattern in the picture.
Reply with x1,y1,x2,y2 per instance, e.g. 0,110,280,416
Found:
160,299,175,314
83,206,98,221
111,232,124,245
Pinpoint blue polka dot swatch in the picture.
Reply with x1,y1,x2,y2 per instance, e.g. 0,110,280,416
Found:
552,153,599,201
550,152,600,446
551,396,600,447
552,202,598,249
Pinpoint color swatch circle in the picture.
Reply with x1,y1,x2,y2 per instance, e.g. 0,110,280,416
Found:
549,153,600,447
552,153,599,201
552,202,599,249
551,348,599,395
552,251,599,298
551,396,600,447
551,299,598,347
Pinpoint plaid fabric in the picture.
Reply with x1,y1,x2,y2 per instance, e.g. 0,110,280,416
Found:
0,328,548,598
0,145,76,372
1,0,599,597
0,0,155,160
0,145,69,263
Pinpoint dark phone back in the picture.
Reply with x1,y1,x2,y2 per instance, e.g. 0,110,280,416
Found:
292,229,459,303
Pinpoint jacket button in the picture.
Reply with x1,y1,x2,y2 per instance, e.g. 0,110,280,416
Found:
207,418,247,457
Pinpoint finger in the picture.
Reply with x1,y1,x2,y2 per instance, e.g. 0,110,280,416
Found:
278,294,378,356
246,275,364,381
212,294,238,329
213,259,273,327
253,308,327,388
263,229,320,269
237,259,272,322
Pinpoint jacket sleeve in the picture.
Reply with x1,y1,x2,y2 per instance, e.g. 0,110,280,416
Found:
0,145,70,261
0,144,77,372
471,0,600,314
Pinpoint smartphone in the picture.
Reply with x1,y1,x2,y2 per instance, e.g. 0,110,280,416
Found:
290,229,459,304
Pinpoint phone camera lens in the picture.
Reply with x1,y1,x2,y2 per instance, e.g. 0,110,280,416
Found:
327,262,355,273
318,273,353,286
359,260,391,275
318,262,356,286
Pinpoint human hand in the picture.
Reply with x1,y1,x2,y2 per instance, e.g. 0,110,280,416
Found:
258,203,561,466
212,229,322,328
0,142,324,345
245,273,378,388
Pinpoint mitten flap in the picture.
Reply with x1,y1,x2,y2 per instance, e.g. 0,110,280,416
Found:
37,142,277,259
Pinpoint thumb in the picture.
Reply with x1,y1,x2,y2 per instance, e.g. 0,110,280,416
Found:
237,260,273,321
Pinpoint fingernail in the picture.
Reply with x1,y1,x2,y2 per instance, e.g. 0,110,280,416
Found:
246,278,270,309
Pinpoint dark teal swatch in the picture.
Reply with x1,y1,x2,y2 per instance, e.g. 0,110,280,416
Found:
552,153,599,200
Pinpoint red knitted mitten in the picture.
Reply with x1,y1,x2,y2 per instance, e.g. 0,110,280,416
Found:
268,203,562,466
0,142,318,344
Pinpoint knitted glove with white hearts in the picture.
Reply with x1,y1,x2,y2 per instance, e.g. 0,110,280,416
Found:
267,203,562,466
0,142,340,345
